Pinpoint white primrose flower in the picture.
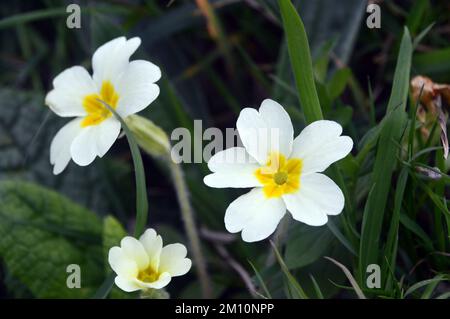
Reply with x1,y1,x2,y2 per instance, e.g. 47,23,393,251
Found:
108,228,192,292
204,99,353,242
46,36,161,174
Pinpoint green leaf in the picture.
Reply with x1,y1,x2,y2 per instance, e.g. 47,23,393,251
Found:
278,0,323,123
359,28,412,281
0,181,105,298
285,225,333,269
327,68,351,100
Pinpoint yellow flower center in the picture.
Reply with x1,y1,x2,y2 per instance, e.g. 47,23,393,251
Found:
137,265,159,283
254,152,302,198
81,81,119,127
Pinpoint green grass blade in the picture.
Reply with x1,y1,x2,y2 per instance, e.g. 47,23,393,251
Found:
383,167,408,290
359,28,412,283
325,257,366,299
270,241,308,299
404,275,448,298
436,291,450,299
309,275,324,299
248,260,272,299
278,0,323,123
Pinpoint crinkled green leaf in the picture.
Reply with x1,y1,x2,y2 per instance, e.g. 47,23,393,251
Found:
0,181,105,298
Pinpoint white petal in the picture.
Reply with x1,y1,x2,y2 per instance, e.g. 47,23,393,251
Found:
114,276,141,292
45,66,96,117
139,229,163,270
283,173,344,226
108,246,138,279
95,117,121,157
259,99,294,156
92,37,141,88
120,236,149,271
115,60,161,117
237,99,293,164
204,147,260,188
159,244,192,277
224,188,286,242
70,126,98,166
138,272,172,290
50,118,83,175
290,120,353,174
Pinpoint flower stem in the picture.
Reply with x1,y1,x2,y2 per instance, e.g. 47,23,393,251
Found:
97,100,149,237
168,157,212,298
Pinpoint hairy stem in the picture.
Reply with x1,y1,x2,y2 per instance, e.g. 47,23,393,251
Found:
168,158,212,298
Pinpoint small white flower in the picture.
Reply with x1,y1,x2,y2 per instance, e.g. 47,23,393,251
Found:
46,36,161,174
108,228,192,292
204,99,353,242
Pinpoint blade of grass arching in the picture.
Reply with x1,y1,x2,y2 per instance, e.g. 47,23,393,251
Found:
98,100,148,237
436,291,450,299
420,275,444,299
404,275,448,298
358,28,412,285
278,0,323,123
270,241,308,299
309,275,324,299
412,23,435,49
325,257,366,299
248,260,272,299
411,146,443,161
383,167,408,291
